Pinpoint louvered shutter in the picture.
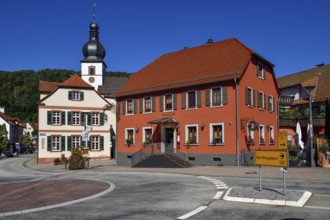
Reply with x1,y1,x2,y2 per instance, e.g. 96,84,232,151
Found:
68,91,72,100
159,96,164,111
87,112,92,125
47,136,51,151
222,87,228,105
100,113,104,126
197,90,201,107
47,111,51,125
133,99,137,114
205,89,210,106
67,112,72,125
80,92,84,101
100,136,104,151
181,92,186,109
122,101,126,115
253,90,256,107
152,97,156,112
139,99,143,113
245,87,249,105
61,136,66,151
173,94,177,110
67,136,71,151
61,112,66,125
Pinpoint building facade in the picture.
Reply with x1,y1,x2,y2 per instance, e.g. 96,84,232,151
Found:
116,38,279,166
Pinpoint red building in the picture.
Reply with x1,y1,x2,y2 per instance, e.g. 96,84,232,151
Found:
115,38,279,166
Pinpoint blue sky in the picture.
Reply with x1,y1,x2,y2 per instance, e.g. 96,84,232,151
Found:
1,0,329,77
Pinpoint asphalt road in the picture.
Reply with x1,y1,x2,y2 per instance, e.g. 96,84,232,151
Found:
1,155,330,220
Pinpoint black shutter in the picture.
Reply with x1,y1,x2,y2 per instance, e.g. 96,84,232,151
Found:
100,136,104,151
47,111,51,125
80,92,84,101
87,112,92,126
68,91,72,100
67,136,71,151
100,113,104,125
67,112,72,125
61,136,65,151
47,136,51,151
61,111,66,125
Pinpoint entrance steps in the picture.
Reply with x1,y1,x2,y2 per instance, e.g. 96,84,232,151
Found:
132,154,192,168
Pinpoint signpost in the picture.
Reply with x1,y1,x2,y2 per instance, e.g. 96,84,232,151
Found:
255,149,289,195
278,131,288,149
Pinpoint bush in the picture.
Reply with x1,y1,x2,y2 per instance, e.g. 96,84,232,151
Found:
69,147,84,170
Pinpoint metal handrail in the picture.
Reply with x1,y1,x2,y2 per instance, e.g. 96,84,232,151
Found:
131,144,153,166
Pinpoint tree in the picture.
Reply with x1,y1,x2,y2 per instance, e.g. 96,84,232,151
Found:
0,124,9,154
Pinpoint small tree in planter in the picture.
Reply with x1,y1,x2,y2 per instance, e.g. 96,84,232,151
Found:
318,145,329,168
69,147,84,170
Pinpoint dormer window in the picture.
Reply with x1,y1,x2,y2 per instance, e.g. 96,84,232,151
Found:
89,66,95,75
257,62,265,79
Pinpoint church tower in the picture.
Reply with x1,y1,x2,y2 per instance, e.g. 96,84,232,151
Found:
81,15,107,90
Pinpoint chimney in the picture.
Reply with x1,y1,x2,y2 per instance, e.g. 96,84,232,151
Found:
315,63,325,67
183,46,189,50
206,39,213,45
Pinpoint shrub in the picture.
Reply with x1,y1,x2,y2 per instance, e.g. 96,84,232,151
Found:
69,147,84,170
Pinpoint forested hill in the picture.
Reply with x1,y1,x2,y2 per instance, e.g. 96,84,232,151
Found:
0,69,130,123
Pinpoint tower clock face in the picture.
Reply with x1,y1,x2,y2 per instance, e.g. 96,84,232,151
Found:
89,77,95,83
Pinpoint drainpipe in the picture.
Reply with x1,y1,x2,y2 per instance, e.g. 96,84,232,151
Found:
234,78,240,166
114,97,118,167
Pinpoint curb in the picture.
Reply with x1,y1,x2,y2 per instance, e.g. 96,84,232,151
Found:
223,187,312,207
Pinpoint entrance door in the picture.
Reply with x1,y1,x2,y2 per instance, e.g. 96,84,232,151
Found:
165,128,174,154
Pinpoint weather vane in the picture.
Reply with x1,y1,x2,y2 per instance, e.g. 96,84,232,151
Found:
93,2,96,21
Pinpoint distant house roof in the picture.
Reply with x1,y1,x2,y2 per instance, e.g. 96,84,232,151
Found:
277,64,330,102
39,81,60,93
116,38,271,98
0,112,22,124
98,77,128,98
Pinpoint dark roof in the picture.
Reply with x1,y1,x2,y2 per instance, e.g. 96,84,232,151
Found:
116,38,257,97
277,64,330,102
98,77,128,98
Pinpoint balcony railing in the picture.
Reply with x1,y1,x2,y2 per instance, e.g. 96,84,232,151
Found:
279,117,325,128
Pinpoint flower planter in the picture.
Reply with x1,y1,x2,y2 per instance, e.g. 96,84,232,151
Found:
322,159,329,168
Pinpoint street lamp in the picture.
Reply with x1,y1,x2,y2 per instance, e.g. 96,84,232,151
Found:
308,89,315,167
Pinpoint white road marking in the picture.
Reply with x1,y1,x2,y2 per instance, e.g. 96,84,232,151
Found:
304,205,330,210
177,206,208,219
213,191,224,200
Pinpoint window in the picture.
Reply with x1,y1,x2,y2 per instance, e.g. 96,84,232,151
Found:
143,127,153,144
246,87,254,107
52,136,61,151
72,112,81,125
212,88,222,106
268,95,275,112
125,128,134,145
89,66,95,75
185,124,198,144
269,126,274,143
287,134,292,146
165,94,173,111
91,136,99,150
187,91,196,109
126,100,133,115
259,124,265,143
72,136,81,149
257,62,265,79
258,91,266,110
52,111,61,125
92,112,99,125
144,97,152,113
72,91,81,100
210,123,224,144
247,122,255,143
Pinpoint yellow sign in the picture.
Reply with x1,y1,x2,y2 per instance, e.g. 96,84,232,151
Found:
278,131,288,149
255,150,288,167
82,149,89,158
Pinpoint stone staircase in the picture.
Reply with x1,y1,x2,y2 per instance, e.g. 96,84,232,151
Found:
132,154,192,168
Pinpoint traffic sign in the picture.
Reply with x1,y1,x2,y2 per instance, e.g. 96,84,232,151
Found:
255,150,288,167
278,131,288,149
82,130,90,141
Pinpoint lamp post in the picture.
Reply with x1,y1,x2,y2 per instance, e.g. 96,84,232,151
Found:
308,90,315,167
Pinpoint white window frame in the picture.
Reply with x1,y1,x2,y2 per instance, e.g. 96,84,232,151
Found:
247,87,254,107
143,127,153,144
52,111,61,125
52,136,61,151
72,112,81,125
125,128,135,145
126,100,134,115
257,62,265,79
143,97,152,114
185,124,199,144
247,122,255,143
211,87,223,107
269,95,275,112
91,136,100,150
209,123,225,144
259,124,265,143
186,91,197,110
269,126,274,143
72,91,81,101
72,136,81,149
258,91,266,110
164,94,173,112
91,112,100,125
